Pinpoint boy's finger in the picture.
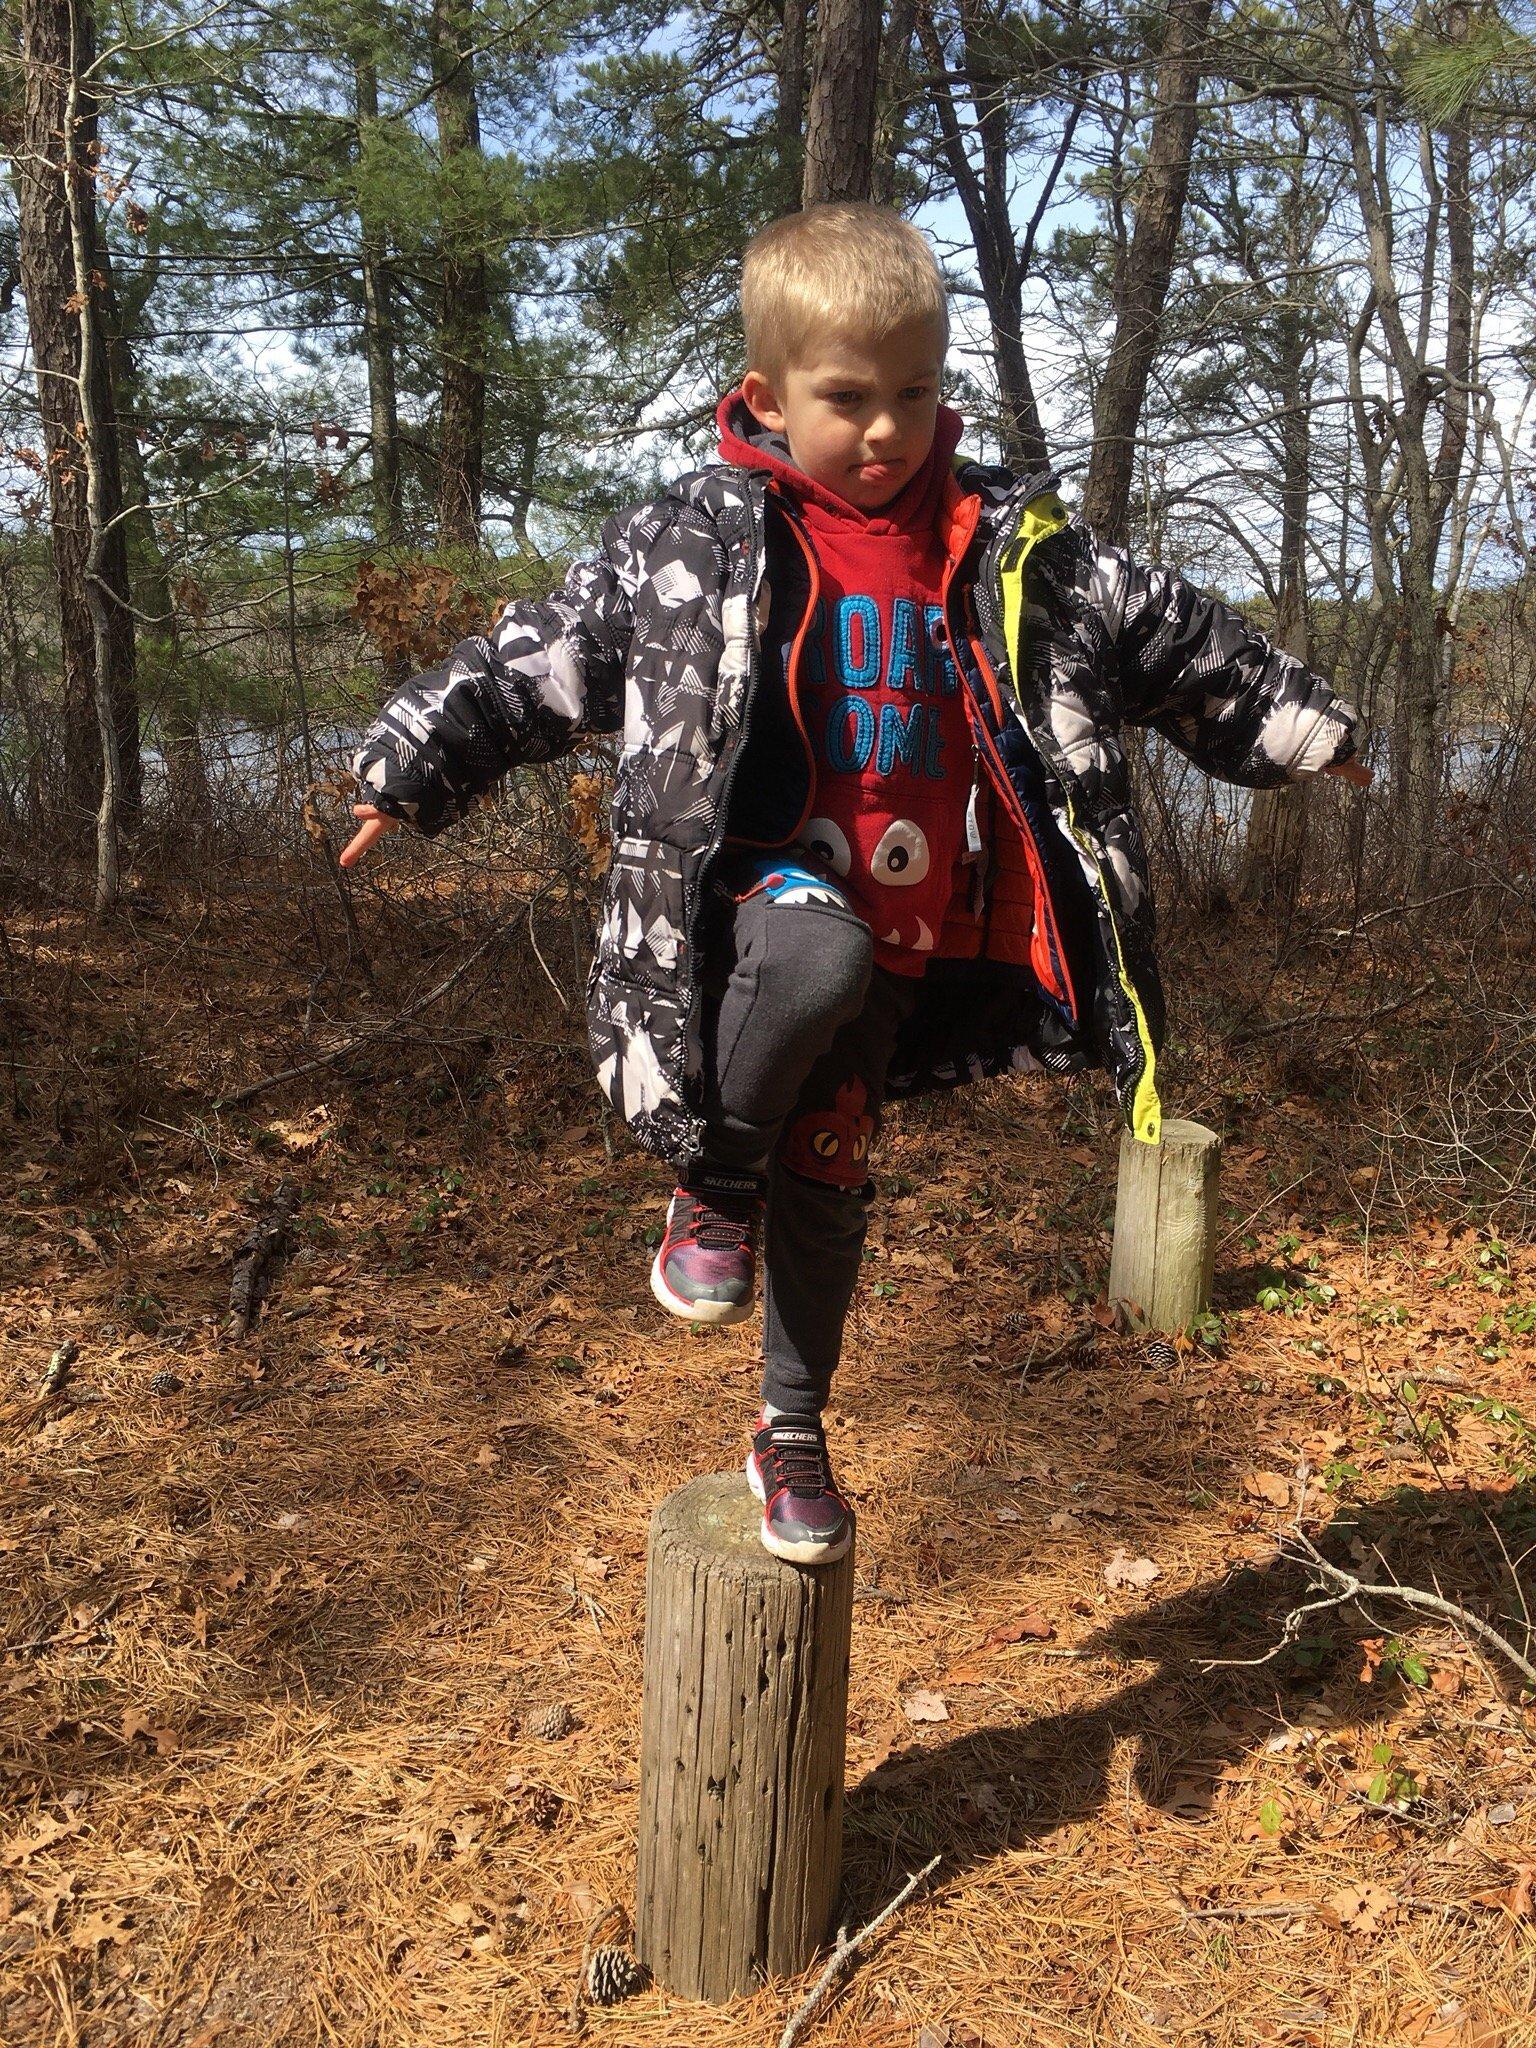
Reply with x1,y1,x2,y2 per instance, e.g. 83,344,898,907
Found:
339,815,395,867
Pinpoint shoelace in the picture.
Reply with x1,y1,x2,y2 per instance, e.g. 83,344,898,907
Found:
759,1424,833,1498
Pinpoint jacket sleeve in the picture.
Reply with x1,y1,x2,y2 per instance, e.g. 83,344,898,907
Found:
1091,538,1361,786
352,513,637,836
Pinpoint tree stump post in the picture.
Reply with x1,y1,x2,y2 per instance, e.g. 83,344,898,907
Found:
635,1473,854,2002
1108,1117,1221,1333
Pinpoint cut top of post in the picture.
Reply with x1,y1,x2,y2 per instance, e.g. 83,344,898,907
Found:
650,1472,826,1577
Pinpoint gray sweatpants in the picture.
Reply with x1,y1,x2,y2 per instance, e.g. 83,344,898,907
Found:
698,859,919,1415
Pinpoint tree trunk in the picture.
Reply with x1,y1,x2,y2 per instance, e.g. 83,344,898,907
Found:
5,0,139,843
1399,0,1472,876
916,6,1047,469
1238,346,1312,906
99,240,212,830
61,0,124,911
356,53,402,548
870,0,917,207
1336,0,1473,884
776,0,809,201
802,0,883,205
431,0,486,551
1081,0,1214,541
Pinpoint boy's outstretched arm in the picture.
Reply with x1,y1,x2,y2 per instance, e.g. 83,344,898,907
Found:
342,515,638,861
1084,538,1364,786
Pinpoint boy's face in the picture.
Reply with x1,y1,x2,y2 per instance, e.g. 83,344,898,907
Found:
741,315,945,511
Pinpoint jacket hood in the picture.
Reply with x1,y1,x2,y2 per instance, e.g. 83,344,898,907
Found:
714,386,966,536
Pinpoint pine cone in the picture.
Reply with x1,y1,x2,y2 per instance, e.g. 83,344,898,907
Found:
525,1784,563,1831
586,1943,644,2006
1143,1339,1179,1372
525,1700,573,1741
150,1369,184,1395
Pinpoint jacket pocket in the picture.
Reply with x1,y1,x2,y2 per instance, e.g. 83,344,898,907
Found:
596,838,688,994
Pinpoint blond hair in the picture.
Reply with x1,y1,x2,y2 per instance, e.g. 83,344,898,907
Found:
741,203,949,379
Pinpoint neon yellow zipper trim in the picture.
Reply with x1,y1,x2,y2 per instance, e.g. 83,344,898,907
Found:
995,492,1163,1146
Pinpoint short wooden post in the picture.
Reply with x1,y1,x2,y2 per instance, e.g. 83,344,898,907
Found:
1108,1117,1221,1333
635,1473,854,2002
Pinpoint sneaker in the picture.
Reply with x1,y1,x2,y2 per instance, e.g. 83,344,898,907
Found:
649,1172,765,1326
745,1409,853,1565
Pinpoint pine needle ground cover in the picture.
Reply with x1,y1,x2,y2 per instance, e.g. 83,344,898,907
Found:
1,873,1532,2048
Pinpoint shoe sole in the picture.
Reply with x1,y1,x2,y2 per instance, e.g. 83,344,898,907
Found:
650,1250,754,1328
744,1451,851,1565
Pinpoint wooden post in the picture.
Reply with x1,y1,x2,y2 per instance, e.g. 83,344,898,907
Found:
635,1473,854,2002
1108,1117,1221,1333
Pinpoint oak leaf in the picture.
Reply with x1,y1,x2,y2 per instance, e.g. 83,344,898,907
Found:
1,1814,80,1868
70,1905,132,1951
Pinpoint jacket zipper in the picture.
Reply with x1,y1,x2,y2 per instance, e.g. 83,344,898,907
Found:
938,500,1079,1021
962,589,1078,1016
731,498,820,851
678,483,770,1132
976,497,1162,1144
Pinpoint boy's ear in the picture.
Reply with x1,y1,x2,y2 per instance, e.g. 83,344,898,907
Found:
741,369,786,432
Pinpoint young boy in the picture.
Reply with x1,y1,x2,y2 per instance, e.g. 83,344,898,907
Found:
342,203,1368,1567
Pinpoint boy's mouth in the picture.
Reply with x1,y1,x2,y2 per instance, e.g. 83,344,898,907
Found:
856,458,904,480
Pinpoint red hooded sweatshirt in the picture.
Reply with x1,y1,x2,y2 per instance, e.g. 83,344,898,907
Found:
715,388,981,975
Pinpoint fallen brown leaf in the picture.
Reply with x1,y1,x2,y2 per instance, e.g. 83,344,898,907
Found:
1104,1547,1161,1592
1,1814,81,1868
1243,1471,1292,1508
1322,1882,1398,1934
901,1688,950,1725
69,1905,133,1951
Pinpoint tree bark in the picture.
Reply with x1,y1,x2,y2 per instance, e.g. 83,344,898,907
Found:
61,0,124,911
4,0,139,843
870,0,917,206
356,52,402,548
1081,0,1215,541
431,0,486,551
1239,314,1314,904
98,239,212,831
802,0,883,204
1335,0,1473,881
776,0,809,201
916,4,1050,469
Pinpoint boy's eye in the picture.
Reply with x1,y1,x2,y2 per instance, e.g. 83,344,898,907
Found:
819,385,931,406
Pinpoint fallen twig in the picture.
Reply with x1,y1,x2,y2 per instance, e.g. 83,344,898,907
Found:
1226,978,1436,1048
6,1591,124,1658
227,1177,299,1340
1183,1899,1308,1923
1313,884,1489,940
1198,1460,1536,1690
779,1855,941,2048
213,913,518,1110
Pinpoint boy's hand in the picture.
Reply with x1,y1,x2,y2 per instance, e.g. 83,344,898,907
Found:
1322,757,1373,789
339,804,402,867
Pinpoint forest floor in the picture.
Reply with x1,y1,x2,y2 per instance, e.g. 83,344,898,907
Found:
1,859,1533,2048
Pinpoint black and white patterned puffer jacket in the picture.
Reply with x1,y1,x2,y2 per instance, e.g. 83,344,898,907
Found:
353,436,1360,1174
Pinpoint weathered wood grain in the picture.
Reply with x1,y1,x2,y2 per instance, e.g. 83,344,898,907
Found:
1107,1117,1221,1333
635,1473,854,2002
